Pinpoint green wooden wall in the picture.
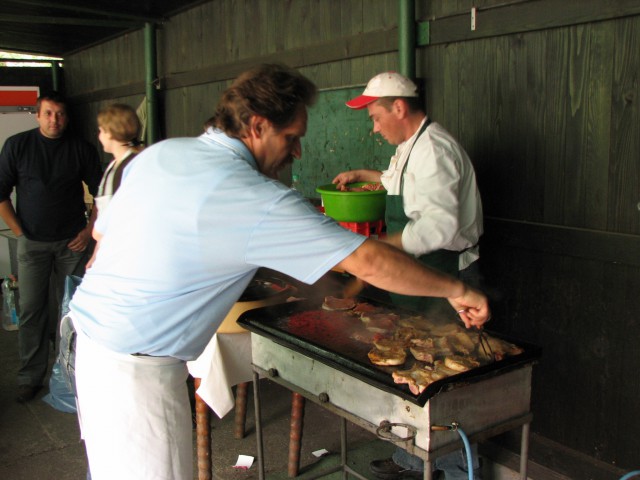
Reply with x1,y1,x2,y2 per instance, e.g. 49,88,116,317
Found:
297,87,395,197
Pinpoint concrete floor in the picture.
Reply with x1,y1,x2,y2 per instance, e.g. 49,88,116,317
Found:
0,323,384,480
0,320,533,480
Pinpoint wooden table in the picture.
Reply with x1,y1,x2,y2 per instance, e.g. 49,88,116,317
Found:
187,331,253,480
188,331,308,480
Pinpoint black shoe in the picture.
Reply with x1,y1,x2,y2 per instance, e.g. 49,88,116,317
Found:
16,385,42,403
369,458,422,480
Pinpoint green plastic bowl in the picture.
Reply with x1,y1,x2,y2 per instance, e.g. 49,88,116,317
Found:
316,183,387,222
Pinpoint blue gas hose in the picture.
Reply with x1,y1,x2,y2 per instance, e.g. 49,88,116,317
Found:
620,471,640,480
450,422,474,480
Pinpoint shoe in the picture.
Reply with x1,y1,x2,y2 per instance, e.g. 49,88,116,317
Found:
16,385,42,403
369,458,422,479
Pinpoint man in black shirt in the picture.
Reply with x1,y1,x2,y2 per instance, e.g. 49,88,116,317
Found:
0,91,102,402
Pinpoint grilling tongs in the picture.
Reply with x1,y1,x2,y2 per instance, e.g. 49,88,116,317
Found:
457,308,494,362
476,327,494,362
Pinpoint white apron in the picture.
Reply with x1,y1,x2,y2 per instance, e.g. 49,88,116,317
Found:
74,327,192,480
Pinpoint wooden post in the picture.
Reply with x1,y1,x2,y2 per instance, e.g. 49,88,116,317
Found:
194,378,212,480
287,393,305,477
234,382,249,439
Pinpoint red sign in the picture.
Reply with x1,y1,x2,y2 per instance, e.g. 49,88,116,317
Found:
0,88,39,106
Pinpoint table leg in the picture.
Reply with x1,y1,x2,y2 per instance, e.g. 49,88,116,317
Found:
287,392,305,477
194,377,212,480
234,381,249,439
423,463,432,480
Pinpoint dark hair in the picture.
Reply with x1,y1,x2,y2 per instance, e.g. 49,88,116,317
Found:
375,76,425,113
210,64,317,138
36,91,68,112
202,116,215,132
376,96,424,113
97,103,142,148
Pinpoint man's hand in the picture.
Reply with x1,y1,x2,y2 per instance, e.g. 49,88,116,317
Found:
332,169,382,190
67,228,91,252
447,286,491,329
332,171,361,190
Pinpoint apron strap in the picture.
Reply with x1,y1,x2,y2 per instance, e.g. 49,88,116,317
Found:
399,118,431,192
112,152,137,192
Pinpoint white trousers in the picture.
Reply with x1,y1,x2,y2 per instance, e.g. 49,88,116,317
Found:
75,329,192,480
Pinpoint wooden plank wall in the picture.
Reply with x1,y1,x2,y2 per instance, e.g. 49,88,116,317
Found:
300,87,396,194
159,0,399,138
63,29,147,166
418,1,640,477
61,1,640,477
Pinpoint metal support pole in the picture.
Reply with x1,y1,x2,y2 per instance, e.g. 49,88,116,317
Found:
520,422,531,480
144,22,159,145
398,0,416,78
252,371,265,480
340,417,348,480
51,61,61,92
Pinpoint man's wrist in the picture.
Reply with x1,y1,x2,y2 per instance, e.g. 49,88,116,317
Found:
449,279,467,300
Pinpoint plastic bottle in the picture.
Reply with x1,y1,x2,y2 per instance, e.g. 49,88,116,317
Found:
2,277,19,331
291,174,301,191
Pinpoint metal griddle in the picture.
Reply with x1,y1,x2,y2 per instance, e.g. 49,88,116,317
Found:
237,297,541,406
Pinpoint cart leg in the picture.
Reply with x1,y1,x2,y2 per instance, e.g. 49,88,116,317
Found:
520,422,530,480
341,417,348,480
423,462,432,480
234,381,249,439
252,372,265,480
194,378,212,480
288,392,305,477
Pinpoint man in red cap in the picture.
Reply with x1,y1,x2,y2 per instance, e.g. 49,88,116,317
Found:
334,71,484,479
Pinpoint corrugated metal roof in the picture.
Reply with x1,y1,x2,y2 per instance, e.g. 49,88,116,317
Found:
0,0,206,57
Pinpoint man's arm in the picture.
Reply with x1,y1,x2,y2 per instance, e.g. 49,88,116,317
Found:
379,231,403,250
336,239,489,328
0,199,23,236
82,143,104,198
0,139,21,236
85,228,103,270
67,205,96,252
332,169,382,190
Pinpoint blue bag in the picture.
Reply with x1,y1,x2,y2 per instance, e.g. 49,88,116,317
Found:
61,274,83,318
42,275,83,413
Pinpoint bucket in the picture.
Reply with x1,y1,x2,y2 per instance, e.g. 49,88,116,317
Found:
316,183,386,222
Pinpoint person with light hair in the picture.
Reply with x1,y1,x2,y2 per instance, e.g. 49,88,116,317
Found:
58,102,144,403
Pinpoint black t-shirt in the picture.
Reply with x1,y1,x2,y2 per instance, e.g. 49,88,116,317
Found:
0,128,102,241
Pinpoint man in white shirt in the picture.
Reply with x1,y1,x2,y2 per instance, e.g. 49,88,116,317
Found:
334,71,484,479
334,71,483,309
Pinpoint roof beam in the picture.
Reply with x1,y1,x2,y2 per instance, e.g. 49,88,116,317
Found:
0,14,140,28
6,0,165,23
